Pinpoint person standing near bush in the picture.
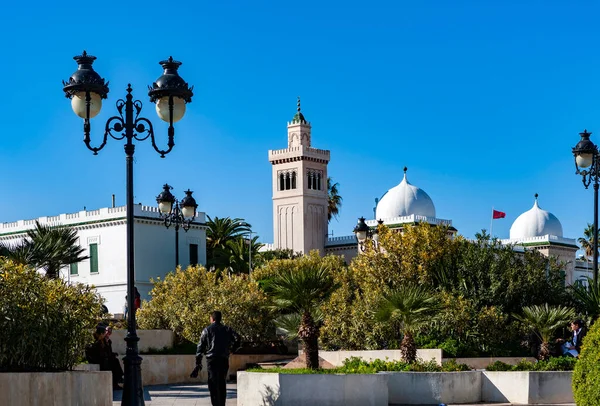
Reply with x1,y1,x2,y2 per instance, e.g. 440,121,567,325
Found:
190,311,240,406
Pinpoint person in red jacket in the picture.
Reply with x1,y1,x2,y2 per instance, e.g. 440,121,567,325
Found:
134,287,141,311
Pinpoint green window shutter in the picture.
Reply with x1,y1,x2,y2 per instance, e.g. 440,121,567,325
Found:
90,244,99,274
69,263,78,275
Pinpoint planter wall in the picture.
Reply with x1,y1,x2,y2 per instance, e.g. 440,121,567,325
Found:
237,371,388,406
119,353,290,386
110,329,174,355
382,371,481,405
0,371,112,406
300,349,443,366
482,371,574,404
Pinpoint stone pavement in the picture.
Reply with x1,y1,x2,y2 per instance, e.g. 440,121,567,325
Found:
112,383,237,405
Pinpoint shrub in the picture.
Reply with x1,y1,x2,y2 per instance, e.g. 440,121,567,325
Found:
485,356,577,372
573,320,600,405
0,259,103,371
137,265,276,344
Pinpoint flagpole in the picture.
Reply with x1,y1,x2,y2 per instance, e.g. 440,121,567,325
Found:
490,207,494,239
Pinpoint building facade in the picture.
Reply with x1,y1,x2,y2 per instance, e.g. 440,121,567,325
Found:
0,205,207,313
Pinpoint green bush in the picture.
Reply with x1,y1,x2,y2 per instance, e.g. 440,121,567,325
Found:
485,357,577,372
0,259,103,371
573,321,600,405
137,265,276,344
247,357,470,374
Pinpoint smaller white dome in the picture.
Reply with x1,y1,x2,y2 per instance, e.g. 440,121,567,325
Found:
509,195,563,239
375,168,436,219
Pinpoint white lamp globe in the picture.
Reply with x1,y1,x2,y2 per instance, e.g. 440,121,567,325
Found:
156,96,186,123
181,205,195,219
576,153,594,169
158,201,173,215
71,91,102,119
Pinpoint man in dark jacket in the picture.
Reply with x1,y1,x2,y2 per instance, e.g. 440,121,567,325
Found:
190,311,240,406
561,319,587,357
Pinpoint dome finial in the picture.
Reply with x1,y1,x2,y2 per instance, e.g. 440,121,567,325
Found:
404,166,408,173
535,193,539,200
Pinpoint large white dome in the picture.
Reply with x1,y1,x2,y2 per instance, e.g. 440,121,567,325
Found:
375,168,436,219
509,195,563,239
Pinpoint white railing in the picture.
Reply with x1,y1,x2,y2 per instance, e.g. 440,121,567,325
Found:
500,235,577,246
326,235,356,246
259,243,276,252
366,214,452,227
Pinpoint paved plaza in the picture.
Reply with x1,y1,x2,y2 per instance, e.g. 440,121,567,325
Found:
112,384,575,405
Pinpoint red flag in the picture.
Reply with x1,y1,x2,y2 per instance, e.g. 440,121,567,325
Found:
493,210,506,219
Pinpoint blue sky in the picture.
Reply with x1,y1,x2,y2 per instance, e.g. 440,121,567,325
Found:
1,1,599,244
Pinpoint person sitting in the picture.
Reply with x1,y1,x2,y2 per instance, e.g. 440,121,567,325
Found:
559,319,587,358
85,325,124,389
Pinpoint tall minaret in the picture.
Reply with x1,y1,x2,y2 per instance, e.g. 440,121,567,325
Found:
268,98,330,254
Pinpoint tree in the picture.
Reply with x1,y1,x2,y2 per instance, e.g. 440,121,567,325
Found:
570,277,600,322
578,223,596,260
258,261,339,369
1,221,88,279
375,285,441,363
512,304,575,360
327,177,342,222
205,216,252,272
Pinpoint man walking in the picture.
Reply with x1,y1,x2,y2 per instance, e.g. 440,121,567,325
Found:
190,311,240,406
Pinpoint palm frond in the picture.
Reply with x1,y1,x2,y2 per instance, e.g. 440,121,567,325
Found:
512,304,575,343
375,285,441,334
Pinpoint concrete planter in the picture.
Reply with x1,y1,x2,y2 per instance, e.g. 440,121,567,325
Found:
237,371,388,406
382,371,482,405
482,371,574,404
0,371,112,406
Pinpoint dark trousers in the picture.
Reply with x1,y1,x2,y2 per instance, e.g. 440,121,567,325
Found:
207,357,229,406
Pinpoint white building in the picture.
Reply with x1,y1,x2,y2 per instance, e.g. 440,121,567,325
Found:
266,102,591,285
0,205,207,313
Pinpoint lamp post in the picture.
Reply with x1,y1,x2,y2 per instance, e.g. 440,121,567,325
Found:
353,217,383,252
572,129,599,284
63,51,193,406
156,184,198,268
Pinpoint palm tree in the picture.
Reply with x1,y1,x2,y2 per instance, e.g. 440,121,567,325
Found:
216,235,263,275
0,221,88,279
513,304,576,360
578,223,596,260
206,216,251,270
375,285,441,363
327,177,342,223
259,265,339,369
570,277,600,321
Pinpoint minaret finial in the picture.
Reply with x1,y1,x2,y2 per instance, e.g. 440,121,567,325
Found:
297,96,301,112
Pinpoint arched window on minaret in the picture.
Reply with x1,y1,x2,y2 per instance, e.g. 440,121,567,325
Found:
291,171,297,189
307,171,312,190
279,173,285,191
317,172,322,190
285,172,291,190
312,172,318,190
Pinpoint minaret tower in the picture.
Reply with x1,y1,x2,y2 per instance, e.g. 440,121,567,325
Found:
268,98,330,254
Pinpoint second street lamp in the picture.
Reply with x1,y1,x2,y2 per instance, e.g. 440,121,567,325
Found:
572,129,599,284
353,217,383,252
156,184,198,268
63,51,193,406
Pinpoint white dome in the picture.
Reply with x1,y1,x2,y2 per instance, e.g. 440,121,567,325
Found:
509,195,563,239
375,169,436,219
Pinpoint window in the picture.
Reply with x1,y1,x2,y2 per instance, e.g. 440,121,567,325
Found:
277,170,297,190
70,263,78,275
90,243,99,274
189,244,199,266
307,169,323,190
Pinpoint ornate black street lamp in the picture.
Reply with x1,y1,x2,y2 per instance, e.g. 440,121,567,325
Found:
573,129,599,284
353,217,383,252
156,184,198,268
63,51,193,406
